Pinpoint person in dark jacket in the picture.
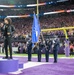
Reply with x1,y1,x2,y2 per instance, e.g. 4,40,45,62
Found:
37,39,43,62
53,37,60,63
1,17,15,59
45,39,53,62
27,38,32,61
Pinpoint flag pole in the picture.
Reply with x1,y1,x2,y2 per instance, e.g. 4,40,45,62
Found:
36,0,47,48
32,0,41,51
37,0,39,19
37,0,40,43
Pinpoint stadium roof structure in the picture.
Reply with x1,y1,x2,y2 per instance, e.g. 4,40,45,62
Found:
0,0,70,5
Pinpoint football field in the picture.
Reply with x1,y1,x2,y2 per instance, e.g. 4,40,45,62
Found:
0,53,74,75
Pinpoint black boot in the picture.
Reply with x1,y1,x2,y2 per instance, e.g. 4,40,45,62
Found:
9,57,13,59
3,56,8,59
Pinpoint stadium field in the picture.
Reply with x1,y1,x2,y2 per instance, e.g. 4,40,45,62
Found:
0,53,74,58
0,54,74,75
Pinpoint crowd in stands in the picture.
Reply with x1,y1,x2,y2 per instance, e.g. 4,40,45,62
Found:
0,2,74,54
0,13,74,39
40,4,74,13
12,13,74,38
0,3,74,16
0,4,74,39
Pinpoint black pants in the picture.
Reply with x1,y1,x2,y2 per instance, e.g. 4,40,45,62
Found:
38,50,41,62
53,50,58,62
28,49,31,61
45,50,49,62
2,46,4,53
4,37,12,58
70,48,73,55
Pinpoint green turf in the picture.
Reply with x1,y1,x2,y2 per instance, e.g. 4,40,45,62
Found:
0,53,74,58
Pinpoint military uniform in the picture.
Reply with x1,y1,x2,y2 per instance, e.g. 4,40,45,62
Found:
27,39,32,61
53,39,60,63
45,40,52,62
37,42,43,62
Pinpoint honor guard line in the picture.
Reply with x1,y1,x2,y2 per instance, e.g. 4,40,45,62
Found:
41,26,74,39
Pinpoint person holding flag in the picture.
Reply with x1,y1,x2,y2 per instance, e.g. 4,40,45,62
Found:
32,13,41,62
27,37,32,61
32,13,40,44
53,36,60,63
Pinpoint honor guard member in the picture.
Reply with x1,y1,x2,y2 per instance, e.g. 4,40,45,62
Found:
27,38,32,61
45,39,53,62
1,17,15,59
53,36,60,63
37,39,43,62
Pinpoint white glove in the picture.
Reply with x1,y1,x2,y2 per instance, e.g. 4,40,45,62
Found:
53,40,55,43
